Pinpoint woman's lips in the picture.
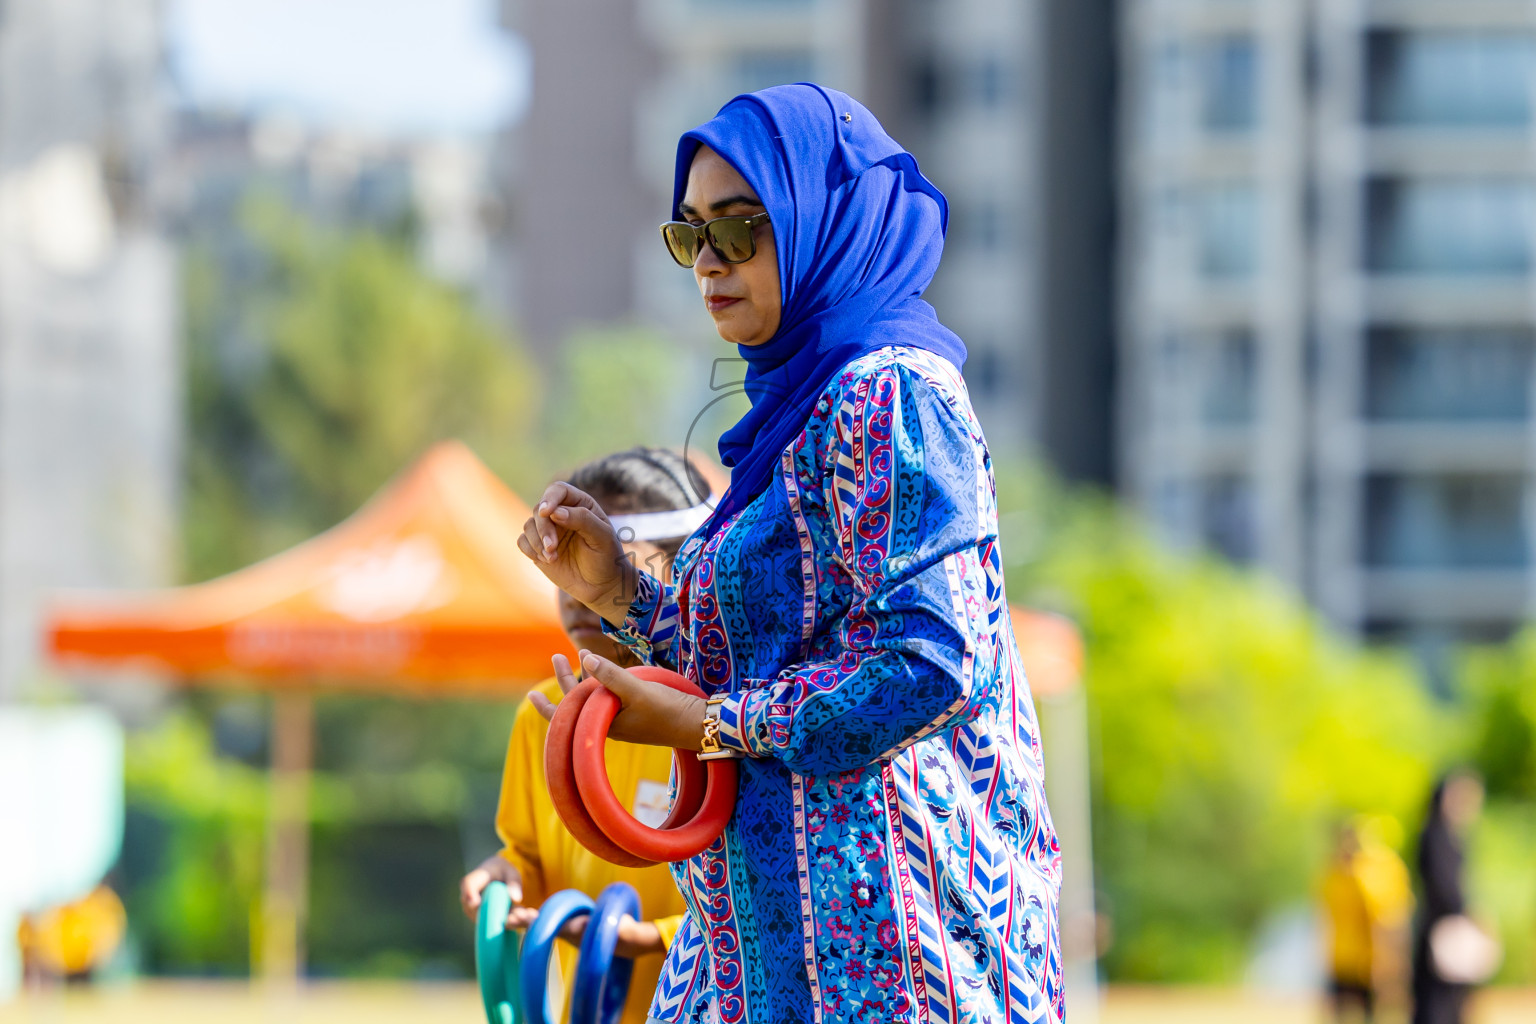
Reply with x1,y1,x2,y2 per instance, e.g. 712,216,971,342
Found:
706,295,742,314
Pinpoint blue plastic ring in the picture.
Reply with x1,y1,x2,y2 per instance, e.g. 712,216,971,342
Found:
520,889,596,1024
569,883,641,1024
475,881,523,1024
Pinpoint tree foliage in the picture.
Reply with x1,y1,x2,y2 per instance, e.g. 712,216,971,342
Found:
997,464,1443,981
129,200,533,977
1462,630,1536,802
182,197,540,579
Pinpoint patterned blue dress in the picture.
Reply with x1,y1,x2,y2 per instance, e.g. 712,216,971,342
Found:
608,347,1063,1024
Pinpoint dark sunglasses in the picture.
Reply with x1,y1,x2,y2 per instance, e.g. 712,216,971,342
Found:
660,212,771,268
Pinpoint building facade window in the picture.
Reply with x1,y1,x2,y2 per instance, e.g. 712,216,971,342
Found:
1367,30,1536,127
974,57,1008,108
1202,35,1258,132
1200,329,1258,426
1137,41,1185,145
1364,327,1532,421
959,201,1004,252
1197,184,1258,279
1365,178,1536,275
1201,474,1256,563
1364,473,1529,569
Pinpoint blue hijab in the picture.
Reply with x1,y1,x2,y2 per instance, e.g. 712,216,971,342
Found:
674,83,967,538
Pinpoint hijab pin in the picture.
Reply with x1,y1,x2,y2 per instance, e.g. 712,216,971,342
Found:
841,112,852,123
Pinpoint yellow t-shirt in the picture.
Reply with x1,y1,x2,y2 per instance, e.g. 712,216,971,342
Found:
1322,840,1413,985
1323,861,1373,984
496,679,689,1024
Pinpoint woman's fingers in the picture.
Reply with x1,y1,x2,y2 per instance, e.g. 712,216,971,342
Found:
580,652,639,698
533,482,608,559
519,516,552,564
551,504,618,547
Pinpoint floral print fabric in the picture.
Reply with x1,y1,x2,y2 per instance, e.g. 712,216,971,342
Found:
607,348,1063,1024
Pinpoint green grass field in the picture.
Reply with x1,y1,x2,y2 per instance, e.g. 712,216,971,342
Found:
3,983,1535,1024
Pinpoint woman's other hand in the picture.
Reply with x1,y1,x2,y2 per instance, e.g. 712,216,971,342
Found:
530,651,707,751
518,481,635,626
459,854,523,923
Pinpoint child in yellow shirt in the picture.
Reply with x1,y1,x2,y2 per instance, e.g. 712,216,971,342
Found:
460,448,714,1024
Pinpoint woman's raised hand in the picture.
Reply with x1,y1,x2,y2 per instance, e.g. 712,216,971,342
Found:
518,481,634,626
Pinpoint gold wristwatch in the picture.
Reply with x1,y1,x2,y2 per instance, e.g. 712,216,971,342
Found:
698,694,744,761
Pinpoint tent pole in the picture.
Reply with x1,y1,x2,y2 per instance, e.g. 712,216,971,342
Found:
259,690,313,990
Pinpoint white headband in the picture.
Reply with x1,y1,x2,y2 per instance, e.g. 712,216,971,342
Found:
608,499,715,542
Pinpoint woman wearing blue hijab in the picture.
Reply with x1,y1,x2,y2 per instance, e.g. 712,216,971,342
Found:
521,84,1063,1024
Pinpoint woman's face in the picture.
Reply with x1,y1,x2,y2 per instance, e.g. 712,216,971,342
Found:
557,539,670,666
681,146,781,347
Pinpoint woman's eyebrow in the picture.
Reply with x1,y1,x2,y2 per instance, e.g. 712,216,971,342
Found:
678,195,764,218
710,194,763,212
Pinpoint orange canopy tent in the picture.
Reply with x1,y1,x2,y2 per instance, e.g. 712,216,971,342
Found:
44,441,577,985
48,440,576,692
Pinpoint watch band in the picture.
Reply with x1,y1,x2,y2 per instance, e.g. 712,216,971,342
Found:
698,694,744,761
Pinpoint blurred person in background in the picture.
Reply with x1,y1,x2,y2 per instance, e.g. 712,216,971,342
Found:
521,85,1061,1024
460,448,712,1024
1322,817,1413,1022
1412,770,1497,1024
16,884,126,985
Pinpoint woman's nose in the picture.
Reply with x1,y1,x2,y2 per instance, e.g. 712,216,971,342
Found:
694,244,726,276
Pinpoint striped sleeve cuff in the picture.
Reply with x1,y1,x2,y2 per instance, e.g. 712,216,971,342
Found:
600,570,662,662
714,686,779,758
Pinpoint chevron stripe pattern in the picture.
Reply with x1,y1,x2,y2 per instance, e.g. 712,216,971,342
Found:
649,914,707,1021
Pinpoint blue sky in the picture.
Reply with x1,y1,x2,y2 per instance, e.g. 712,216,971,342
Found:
167,0,529,135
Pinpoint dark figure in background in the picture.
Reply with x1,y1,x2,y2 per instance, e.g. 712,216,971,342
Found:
1411,771,1486,1024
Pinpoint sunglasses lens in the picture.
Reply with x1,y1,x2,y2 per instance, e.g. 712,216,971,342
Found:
707,218,756,263
661,223,700,267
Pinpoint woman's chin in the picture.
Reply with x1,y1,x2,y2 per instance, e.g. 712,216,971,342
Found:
710,312,762,347
717,328,771,348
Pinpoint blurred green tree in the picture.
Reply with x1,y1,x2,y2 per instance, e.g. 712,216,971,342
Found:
1461,629,1536,802
121,712,266,973
997,463,1443,981
128,198,536,978
1456,631,1536,983
183,196,541,579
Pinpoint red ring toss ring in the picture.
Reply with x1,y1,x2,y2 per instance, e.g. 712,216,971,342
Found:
545,666,738,865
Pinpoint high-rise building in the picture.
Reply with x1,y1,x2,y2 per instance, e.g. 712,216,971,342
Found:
886,0,1052,451
171,111,496,298
0,0,178,699
1121,0,1536,647
499,0,1105,460
504,0,866,344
